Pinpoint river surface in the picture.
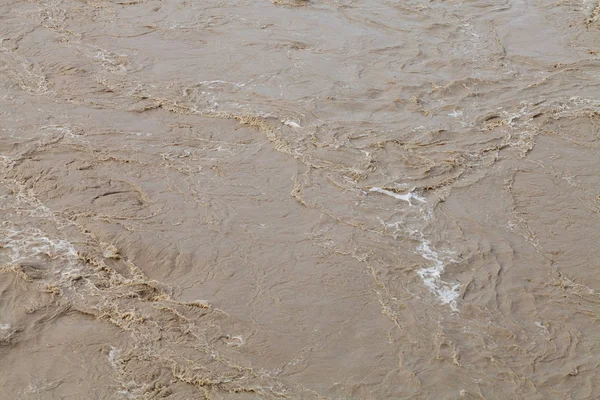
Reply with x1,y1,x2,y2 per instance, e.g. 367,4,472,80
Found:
1,0,600,399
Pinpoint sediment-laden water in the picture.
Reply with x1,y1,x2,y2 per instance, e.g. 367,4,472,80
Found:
1,0,600,398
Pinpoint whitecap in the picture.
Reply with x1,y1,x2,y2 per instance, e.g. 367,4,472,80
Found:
369,187,426,204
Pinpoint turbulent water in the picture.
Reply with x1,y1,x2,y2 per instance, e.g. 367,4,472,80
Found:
1,0,599,398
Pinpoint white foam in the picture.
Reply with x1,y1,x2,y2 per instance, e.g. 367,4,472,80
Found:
40,125,77,138
91,48,128,73
1,228,78,263
197,79,249,88
0,324,11,331
227,335,245,347
377,217,403,232
369,183,459,309
535,322,549,333
416,240,460,311
282,120,302,128
1,227,82,282
108,346,120,365
369,187,426,204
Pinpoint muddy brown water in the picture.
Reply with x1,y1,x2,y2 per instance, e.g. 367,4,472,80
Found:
1,0,600,398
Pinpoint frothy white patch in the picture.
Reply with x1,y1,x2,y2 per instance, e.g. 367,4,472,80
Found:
416,240,460,311
0,324,11,331
1,228,78,263
369,187,426,204
535,321,549,333
40,125,78,138
370,185,459,309
377,217,403,232
108,346,121,366
197,79,249,88
226,335,245,347
108,348,140,398
108,346,121,368
90,48,128,73
282,120,302,128
0,227,82,282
